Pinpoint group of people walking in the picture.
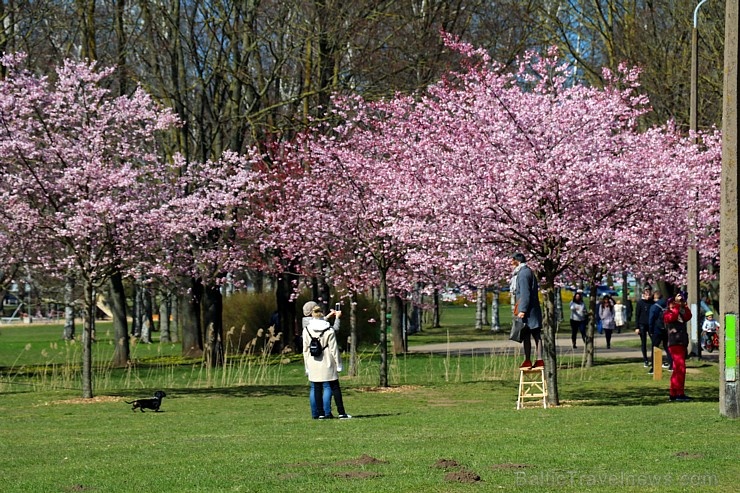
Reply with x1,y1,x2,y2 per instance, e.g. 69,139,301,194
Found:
569,292,628,349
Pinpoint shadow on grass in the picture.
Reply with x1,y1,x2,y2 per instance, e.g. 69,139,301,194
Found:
323,413,402,419
117,384,309,400
565,383,720,407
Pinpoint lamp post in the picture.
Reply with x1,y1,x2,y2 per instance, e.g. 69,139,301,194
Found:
719,0,739,419
687,0,709,357
690,0,709,135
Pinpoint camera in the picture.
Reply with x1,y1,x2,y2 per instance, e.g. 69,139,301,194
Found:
334,303,341,311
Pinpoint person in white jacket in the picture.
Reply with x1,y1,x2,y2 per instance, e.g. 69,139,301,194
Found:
614,299,627,334
302,302,351,419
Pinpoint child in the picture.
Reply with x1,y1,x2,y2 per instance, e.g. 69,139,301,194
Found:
701,311,720,352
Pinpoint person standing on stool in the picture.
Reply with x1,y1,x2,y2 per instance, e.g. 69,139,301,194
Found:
510,252,544,369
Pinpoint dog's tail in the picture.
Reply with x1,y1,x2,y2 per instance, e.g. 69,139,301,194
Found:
124,400,135,404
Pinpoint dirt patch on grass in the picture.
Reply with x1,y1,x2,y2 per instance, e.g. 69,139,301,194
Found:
335,454,388,466
433,459,482,483
432,458,460,469
39,396,125,406
558,399,591,407
286,454,388,480
444,468,481,483
355,385,420,393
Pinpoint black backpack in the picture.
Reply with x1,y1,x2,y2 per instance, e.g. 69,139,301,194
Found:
308,328,329,357
650,303,666,332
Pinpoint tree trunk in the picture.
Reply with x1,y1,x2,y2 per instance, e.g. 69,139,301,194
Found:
491,288,500,332
169,294,179,343
223,273,234,298
379,268,389,387
541,284,560,406
140,284,154,343
81,279,95,398
310,276,319,303
114,0,127,95
390,294,404,354
76,0,97,60
277,266,299,350
140,316,151,344
63,274,75,340
410,284,422,334
181,277,204,358
252,270,265,293
0,1,14,75
349,292,358,377
621,272,630,330
145,285,155,330
108,271,130,367
432,288,441,328
131,282,142,338
319,264,331,312
585,280,598,367
159,291,171,343
203,283,224,367
475,287,485,330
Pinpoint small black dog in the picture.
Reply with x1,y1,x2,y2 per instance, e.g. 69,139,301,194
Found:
125,390,166,412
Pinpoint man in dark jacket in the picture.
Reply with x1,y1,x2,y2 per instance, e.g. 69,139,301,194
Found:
510,253,543,369
647,291,671,373
634,285,654,367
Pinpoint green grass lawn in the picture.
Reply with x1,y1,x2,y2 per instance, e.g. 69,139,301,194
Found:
1,312,736,493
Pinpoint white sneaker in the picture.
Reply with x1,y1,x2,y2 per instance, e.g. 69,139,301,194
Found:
338,414,352,419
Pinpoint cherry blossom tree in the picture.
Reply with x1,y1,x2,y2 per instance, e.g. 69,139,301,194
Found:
403,41,721,403
145,151,263,364
274,38,721,398
252,99,444,385
0,54,177,398
0,232,27,304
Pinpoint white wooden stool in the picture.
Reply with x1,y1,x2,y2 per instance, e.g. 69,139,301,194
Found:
517,367,548,409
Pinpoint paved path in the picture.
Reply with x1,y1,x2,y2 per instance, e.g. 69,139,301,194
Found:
408,331,719,363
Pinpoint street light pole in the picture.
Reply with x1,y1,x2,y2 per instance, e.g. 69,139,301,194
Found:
691,0,709,134
719,0,739,419
687,0,709,357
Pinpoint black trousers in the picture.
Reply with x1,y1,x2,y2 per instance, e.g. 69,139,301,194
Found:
637,324,650,362
570,319,586,346
650,331,673,369
329,380,347,415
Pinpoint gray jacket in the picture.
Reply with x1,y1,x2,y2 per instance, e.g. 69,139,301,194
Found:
515,264,543,330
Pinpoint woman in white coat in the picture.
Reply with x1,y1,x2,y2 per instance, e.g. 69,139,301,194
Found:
302,303,350,419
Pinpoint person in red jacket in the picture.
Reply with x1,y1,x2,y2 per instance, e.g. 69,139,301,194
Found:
663,291,692,402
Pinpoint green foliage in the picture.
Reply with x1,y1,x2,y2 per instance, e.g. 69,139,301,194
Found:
222,291,276,353
345,294,381,348
292,292,381,350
